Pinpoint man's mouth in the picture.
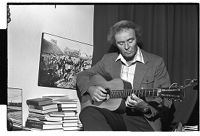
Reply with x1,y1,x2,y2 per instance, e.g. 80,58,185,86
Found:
124,52,132,55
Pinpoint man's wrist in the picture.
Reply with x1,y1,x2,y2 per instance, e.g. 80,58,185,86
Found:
136,100,151,113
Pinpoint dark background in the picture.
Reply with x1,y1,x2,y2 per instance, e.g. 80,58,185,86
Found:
92,4,199,126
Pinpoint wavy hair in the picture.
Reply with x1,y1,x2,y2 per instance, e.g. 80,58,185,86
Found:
107,20,142,52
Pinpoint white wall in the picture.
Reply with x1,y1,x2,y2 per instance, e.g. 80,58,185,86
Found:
8,5,94,126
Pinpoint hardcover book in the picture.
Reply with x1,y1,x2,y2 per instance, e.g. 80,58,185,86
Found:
26,98,53,106
25,120,63,130
28,103,58,110
28,115,63,122
58,107,77,112
28,108,58,114
62,122,79,127
49,111,77,117
27,118,62,125
63,126,82,131
57,103,77,108
63,116,78,120
63,119,79,123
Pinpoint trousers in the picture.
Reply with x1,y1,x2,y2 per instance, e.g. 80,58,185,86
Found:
79,106,154,131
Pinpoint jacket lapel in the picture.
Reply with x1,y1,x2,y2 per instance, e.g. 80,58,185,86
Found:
133,50,150,89
112,60,122,78
133,62,148,89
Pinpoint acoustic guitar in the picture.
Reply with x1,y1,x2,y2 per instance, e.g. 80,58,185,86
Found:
80,74,186,113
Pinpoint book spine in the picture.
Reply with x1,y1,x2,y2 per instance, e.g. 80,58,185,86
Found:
26,98,52,106
25,120,43,129
28,105,44,110
62,122,79,127
28,108,58,114
27,101,52,106
28,104,58,110
63,120,79,123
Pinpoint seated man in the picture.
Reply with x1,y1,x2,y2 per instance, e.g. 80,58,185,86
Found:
76,20,172,131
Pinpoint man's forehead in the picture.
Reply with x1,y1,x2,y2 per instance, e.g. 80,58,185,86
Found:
115,29,136,40
117,28,135,33
115,28,135,36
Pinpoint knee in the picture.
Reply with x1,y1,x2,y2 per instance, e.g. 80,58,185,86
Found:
79,106,97,121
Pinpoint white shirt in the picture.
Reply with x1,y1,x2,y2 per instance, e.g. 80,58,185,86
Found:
115,46,145,88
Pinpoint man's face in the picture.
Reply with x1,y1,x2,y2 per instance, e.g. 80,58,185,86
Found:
115,28,137,61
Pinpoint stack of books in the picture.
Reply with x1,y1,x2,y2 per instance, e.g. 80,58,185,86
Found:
25,97,62,130
51,97,83,131
25,95,83,131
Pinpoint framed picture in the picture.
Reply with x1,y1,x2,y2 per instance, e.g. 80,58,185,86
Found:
38,32,93,89
7,87,23,131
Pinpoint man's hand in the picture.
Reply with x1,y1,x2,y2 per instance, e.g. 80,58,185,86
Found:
125,93,143,108
87,86,109,102
125,93,151,113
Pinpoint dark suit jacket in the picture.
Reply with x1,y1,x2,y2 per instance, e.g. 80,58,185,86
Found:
77,49,172,131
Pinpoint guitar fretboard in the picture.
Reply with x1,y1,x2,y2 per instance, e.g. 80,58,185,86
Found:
109,89,160,98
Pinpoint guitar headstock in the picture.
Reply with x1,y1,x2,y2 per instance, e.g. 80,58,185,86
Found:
160,79,198,101
160,88,184,101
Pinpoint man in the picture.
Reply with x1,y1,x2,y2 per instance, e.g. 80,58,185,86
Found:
76,20,172,131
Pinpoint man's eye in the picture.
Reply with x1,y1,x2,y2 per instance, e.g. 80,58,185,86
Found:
118,42,124,45
128,39,134,43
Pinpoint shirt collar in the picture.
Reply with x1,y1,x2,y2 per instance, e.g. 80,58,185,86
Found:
115,46,145,66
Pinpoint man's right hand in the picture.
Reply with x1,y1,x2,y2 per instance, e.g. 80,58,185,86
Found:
87,86,109,102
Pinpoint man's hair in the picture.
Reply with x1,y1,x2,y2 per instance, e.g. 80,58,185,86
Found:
107,20,142,48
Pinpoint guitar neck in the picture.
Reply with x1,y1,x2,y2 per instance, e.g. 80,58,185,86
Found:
109,89,160,98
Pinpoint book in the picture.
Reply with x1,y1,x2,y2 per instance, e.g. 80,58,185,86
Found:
63,116,78,120
63,119,79,123
28,112,49,117
28,108,58,114
25,120,62,130
62,122,79,127
42,94,70,101
27,118,62,125
49,111,77,117
28,103,58,110
58,107,78,112
57,103,77,108
53,98,78,104
26,97,52,106
28,115,63,122
63,126,82,131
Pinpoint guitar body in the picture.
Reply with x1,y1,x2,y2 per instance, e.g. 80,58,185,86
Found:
81,75,132,113
79,74,184,113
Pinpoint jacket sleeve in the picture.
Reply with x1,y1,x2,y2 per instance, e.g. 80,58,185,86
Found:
76,55,108,96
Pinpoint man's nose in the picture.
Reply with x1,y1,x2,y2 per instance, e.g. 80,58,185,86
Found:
124,42,130,50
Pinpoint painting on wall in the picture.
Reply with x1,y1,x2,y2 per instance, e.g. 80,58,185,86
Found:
38,32,93,89
7,87,23,131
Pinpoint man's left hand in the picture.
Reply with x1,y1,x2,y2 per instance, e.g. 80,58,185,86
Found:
125,93,145,108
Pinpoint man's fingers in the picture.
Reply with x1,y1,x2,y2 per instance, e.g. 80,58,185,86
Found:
97,86,108,94
126,96,138,107
93,92,108,102
131,93,139,100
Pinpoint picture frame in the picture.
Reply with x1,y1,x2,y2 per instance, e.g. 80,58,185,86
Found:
7,87,23,131
38,32,93,89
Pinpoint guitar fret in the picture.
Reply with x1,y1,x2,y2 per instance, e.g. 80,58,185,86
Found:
148,90,150,96
145,89,148,97
110,88,161,98
139,89,142,97
153,89,157,96
143,89,145,97
136,90,139,97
